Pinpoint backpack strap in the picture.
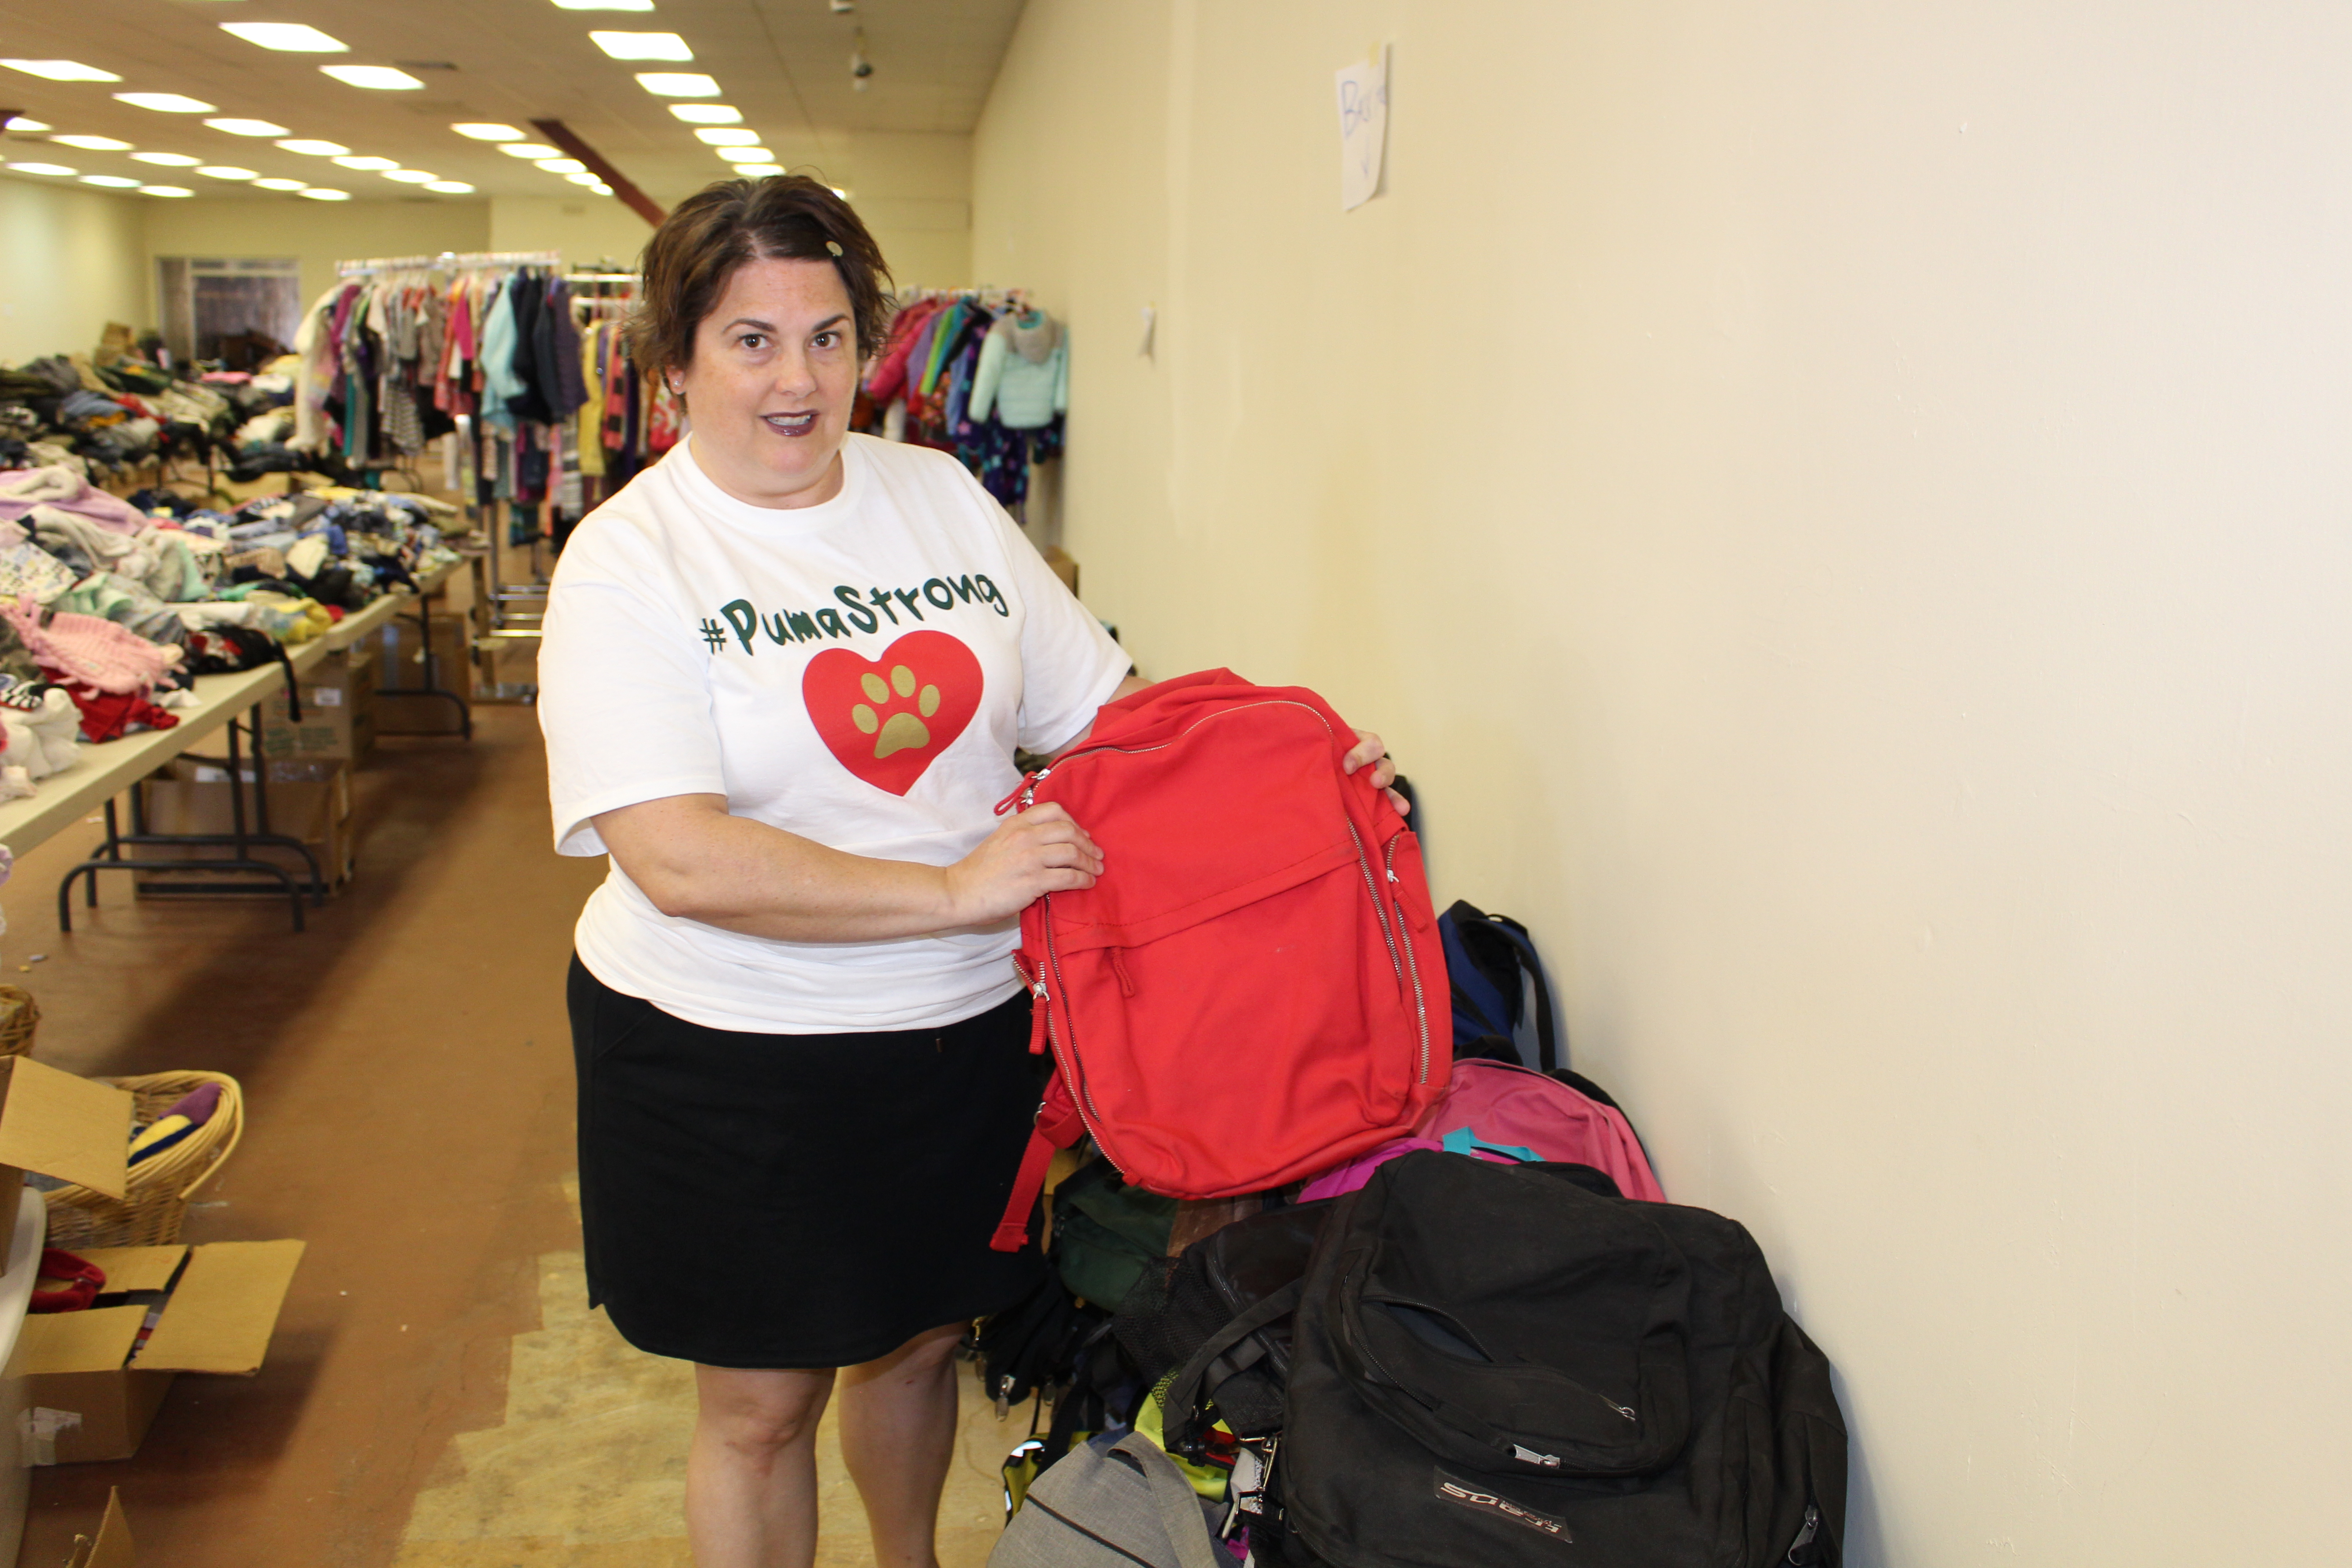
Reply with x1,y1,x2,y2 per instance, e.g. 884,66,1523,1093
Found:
1160,1279,1305,1456
1480,915,1562,1072
989,1074,1089,1253
1108,1432,1227,1568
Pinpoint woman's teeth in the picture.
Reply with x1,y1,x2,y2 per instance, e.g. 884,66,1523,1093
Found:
764,412,818,434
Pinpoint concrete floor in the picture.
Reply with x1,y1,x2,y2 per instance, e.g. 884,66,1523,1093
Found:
9,707,1021,1567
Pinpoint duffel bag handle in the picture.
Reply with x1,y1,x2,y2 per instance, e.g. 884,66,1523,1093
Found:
1161,1279,1305,1458
1109,1432,1227,1568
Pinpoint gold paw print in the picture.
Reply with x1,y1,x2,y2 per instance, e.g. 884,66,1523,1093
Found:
851,665,943,760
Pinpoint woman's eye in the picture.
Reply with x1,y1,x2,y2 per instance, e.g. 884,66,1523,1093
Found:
738,334,766,350
812,332,838,349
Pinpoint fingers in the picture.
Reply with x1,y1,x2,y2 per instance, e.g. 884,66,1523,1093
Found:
1343,729,1386,774
1387,786,1411,815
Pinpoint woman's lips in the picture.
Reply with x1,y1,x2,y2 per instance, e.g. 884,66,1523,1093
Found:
763,411,819,436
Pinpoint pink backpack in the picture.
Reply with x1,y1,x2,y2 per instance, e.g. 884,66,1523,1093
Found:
1299,1058,1665,1202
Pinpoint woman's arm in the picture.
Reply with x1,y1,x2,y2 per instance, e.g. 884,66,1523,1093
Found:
593,793,1106,944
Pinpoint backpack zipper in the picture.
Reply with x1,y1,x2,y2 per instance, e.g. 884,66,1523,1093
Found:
1039,902,1110,1137
1785,1504,1822,1563
1384,833,1433,1085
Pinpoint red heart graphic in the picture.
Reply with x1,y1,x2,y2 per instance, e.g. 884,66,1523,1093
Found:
803,631,985,796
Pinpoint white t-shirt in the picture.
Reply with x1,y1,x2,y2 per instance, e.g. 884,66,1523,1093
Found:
539,433,1130,1033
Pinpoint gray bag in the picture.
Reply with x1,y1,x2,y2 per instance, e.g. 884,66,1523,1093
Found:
989,1431,1226,1568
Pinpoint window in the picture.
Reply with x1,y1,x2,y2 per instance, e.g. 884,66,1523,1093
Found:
157,256,302,368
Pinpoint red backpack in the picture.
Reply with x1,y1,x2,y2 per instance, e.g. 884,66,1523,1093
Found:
990,670,1447,1252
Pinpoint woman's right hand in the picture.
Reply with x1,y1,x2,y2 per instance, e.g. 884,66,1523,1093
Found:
943,802,1105,924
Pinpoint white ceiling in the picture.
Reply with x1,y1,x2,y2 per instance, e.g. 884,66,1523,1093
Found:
0,0,1022,203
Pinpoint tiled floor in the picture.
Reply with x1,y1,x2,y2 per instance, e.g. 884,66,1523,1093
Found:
10,705,1020,1567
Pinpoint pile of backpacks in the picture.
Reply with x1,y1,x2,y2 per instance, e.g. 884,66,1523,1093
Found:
977,671,1847,1568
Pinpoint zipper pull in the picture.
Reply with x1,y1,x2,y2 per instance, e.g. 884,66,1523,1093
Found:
1785,1504,1821,1563
993,767,1050,815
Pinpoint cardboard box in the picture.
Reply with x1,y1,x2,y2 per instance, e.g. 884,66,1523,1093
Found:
9,1240,305,1465
1043,545,1080,597
260,646,376,763
132,759,355,896
0,1060,130,1277
61,1487,133,1568
369,612,475,734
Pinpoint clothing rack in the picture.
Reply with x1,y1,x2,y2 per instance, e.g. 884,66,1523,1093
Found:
336,250,564,278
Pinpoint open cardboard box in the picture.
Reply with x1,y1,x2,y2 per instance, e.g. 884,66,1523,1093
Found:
0,1058,131,1277
62,1487,133,1568
9,1240,305,1465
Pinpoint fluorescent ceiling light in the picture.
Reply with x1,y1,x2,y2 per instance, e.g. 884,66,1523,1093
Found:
321,65,424,90
535,157,587,174
695,127,759,145
332,155,400,170
196,166,259,180
5,162,77,176
252,177,308,191
114,93,214,113
499,142,562,159
734,162,783,177
451,123,523,141
590,32,693,61
276,139,348,157
2,118,51,132
555,0,654,9
51,135,133,152
1,60,122,83
142,186,194,198
299,187,352,201
220,23,348,52
382,169,438,183
635,72,719,96
80,174,141,188
425,180,475,194
717,146,772,163
589,182,612,194
205,118,290,137
130,152,202,167
669,103,740,125
564,171,602,186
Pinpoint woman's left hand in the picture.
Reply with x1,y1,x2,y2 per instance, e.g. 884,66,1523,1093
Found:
1344,729,1410,815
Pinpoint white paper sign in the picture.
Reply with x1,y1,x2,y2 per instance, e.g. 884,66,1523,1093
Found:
1336,46,1390,211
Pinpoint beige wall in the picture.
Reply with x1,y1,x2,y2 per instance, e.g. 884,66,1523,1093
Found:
141,198,491,319
0,176,148,364
975,2,2352,1561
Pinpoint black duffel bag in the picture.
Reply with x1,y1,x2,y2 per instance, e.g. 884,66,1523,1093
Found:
1282,1152,1847,1567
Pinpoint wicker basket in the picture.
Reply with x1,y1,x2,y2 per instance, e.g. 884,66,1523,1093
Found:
0,986,38,1059
44,1071,245,1250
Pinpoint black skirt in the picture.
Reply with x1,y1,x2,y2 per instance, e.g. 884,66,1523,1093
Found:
568,955,1049,1368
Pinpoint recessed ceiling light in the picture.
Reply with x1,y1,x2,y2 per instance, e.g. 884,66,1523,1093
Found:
205,118,290,137
668,103,741,125
635,72,719,96
499,142,562,159
276,139,349,157
588,182,612,194
332,155,400,170
734,162,783,177
113,93,214,114
590,32,693,61
196,166,259,180
536,157,587,174
142,185,194,198
299,187,352,201
695,127,758,146
80,174,141,188
321,65,424,90
717,146,773,163
130,152,202,167
1,60,122,83
220,23,348,52
4,162,77,176
382,169,438,183
554,0,654,9
50,135,134,152
2,117,51,132
251,177,309,191
425,179,475,194
451,123,524,141
564,171,602,186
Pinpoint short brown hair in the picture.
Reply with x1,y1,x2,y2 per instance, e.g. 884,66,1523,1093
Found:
627,175,895,377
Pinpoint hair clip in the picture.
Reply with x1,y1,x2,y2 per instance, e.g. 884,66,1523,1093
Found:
825,240,844,258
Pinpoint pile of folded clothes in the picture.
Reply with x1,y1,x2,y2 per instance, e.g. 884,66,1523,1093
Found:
0,464,460,797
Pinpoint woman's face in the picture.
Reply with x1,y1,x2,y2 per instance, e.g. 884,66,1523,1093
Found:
676,254,861,509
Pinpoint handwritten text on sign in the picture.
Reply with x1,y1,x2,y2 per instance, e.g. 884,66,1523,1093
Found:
1336,46,1390,211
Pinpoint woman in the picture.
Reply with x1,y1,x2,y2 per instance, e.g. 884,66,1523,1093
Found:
539,176,1397,1568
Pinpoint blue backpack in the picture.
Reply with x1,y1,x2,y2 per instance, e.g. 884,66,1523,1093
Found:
1436,901,1561,1071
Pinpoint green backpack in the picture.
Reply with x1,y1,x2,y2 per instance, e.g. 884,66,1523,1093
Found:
1052,1158,1177,1309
